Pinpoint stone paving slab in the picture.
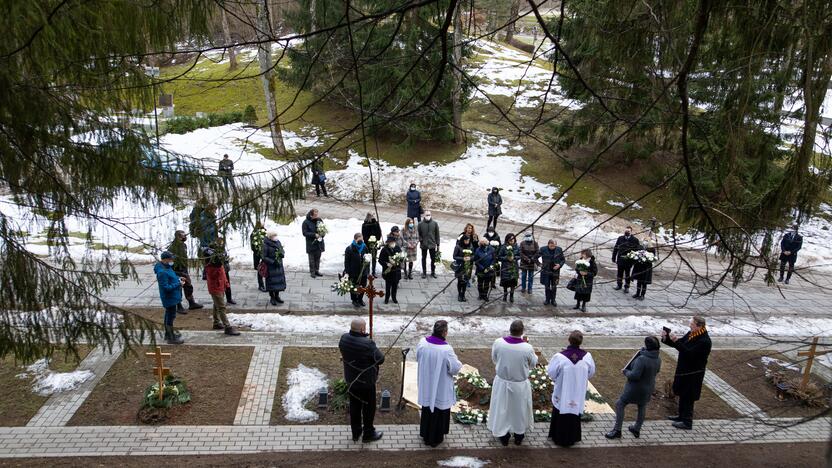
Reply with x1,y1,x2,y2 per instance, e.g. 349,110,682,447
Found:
0,417,827,457
26,344,123,428
234,346,282,426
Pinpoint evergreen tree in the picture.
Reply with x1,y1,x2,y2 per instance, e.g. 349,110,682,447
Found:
281,0,472,142
0,0,303,361
546,0,832,282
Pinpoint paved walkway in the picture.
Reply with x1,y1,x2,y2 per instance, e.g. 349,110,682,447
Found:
234,345,283,426
0,416,828,457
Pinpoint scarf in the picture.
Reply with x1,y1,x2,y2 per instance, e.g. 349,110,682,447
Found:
426,335,447,345
560,345,587,363
688,326,707,341
352,240,366,254
503,336,524,344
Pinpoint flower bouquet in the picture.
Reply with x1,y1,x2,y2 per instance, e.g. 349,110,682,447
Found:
625,249,656,264
384,251,408,275
454,407,487,425
331,275,356,296
434,250,442,263
456,371,491,389
575,258,592,288
366,235,380,252
315,222,327,241
363,253,373,264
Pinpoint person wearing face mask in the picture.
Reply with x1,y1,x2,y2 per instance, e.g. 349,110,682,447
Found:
484,226,501,290
612,226,641,293
262,230,287,306
498,233,520,303
453,235,474,302
205,246,241,336
539,239,565,306
378,235,403,304
344,233,370,307
402,218,419,280
362,213,383,276
417,211,440,279
155,251,185,345
519,232,540,294
407,183,422,222
473,238,497,300
778,223,803,284
302,209,326,278
487,187,503,229
389,225,403,250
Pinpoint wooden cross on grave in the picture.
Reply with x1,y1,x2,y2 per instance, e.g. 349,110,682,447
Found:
798,337,830,392
146,346,171,401
357,275,384,339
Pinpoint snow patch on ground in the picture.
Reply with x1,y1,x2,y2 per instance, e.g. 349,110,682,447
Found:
437,457,490,468
229,313,832,338
16,358,94,396
761,356,801,373
282,364,328,422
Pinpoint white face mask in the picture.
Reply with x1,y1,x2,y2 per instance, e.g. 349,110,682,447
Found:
425,215,431,221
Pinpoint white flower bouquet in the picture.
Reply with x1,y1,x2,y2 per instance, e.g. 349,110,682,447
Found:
363,253,373,264
626,249,656,263
575,258,592,271
456,371,490,389
315,222,327,241
331,275,356,296
454,407,487,425
391,251,408,264
528,365,552,392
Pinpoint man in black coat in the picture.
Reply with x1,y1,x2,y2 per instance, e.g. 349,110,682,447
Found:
487,187,502,229
612,226,640,293
339,318,385,443
662,316,711,430
344,233,370,307
778,224,803,284
302,209,325,278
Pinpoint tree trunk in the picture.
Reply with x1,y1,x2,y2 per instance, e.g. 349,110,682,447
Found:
221,8,238,71
504,0,520,43
451,4,464,144
257,0,286,155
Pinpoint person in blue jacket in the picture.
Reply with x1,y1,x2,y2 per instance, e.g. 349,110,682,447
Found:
155,251,185,344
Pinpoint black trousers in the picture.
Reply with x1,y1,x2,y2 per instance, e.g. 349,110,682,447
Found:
308,252,322,274
678,394,695,426
421,248,437,274
385,279,399,301
477,276,492,298
457,277,468,296
487,214,499,228
174,269,194,300
349,387,376,439
779,255,796,279
636,281,647,297
616,260,633,287
544,277,558,302
314,182,328,197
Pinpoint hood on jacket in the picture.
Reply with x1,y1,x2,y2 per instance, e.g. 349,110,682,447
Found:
154,262,172,274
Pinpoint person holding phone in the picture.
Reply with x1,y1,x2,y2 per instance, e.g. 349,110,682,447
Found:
662,316,711,430
605,336,661,439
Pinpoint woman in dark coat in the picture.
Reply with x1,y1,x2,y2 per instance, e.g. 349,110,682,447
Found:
407,184,422,222
453,235,474,302
573,249,596,312
261,231,287,306
539,239,565,307
250,221,267,292
631,242,655,300
605,336,661,439
487,187,503,229
498,233,520,303
361,213,383,276
378,235,403,304
473,239,496,300
662,316,711,430
344,233,370,307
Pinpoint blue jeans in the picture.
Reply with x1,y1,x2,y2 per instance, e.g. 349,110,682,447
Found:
163,304,177,326
521,270,534,291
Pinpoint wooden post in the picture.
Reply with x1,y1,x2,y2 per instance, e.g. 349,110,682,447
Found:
357,275,384,339
146,346,171,401
797,337,829,392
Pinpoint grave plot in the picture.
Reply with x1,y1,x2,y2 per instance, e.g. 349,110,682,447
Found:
708,349,831,418
271,347,418,425
0,346,91,426
68,345,252,426
587,349,740,420
452,348,612,425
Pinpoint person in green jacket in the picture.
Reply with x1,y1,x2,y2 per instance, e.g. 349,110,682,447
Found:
167,230,203,313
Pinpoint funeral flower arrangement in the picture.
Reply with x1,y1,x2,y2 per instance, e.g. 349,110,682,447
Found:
331,275,357,296
142,375,191,409
534,409,553,422
454,407,487,425
528,365,552,392
625,249,656,263
456,371,490,389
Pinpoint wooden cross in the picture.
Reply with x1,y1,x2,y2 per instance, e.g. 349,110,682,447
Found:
797,337,829,391
357,275,384,339
146,346,171,401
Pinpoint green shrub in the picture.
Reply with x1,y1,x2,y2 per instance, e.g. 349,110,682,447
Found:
242,105,258,125
165,111,247,134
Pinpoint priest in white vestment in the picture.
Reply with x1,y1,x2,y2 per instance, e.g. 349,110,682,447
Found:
487,320,538,446
417,320,463,447
547,330,596,446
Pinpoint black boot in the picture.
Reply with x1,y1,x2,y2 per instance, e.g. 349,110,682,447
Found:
165,325,184,345
275,292,284,304
176,303,188,315
509,290,514,303
581,302,587,312
573,301,581,310
544,289,551,305
503,290,508,302
187,296,204,310
224,326,240,336
226,288,237,305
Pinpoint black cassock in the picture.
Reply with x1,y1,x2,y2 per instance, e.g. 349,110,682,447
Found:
420,407,451,447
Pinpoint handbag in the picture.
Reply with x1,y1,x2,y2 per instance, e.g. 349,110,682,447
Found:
258,260,268,278
566,278,577,291
318,172,327,183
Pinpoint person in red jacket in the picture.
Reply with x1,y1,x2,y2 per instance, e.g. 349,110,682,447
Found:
205,249,240,336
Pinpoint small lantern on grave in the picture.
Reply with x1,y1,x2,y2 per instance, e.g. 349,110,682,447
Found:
380,389,391,412
317,386,328,409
